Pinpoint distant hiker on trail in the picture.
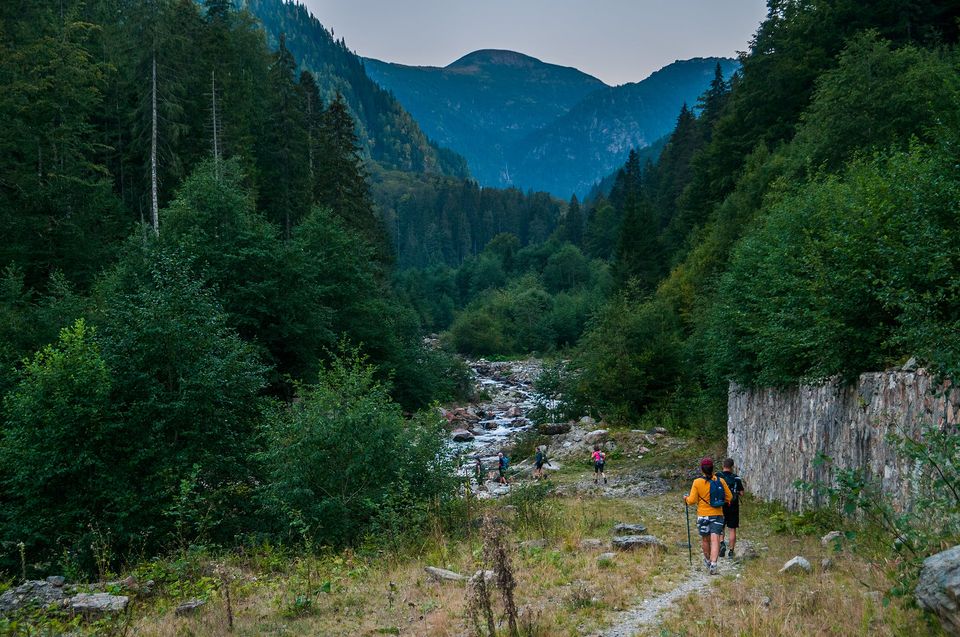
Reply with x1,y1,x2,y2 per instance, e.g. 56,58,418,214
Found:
534,446,547,480
683,457,732,575
717,457,745,558
592,444,607,485
498,451,509,485
474,457,484,484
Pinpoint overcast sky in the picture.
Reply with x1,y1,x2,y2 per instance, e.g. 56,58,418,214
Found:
302,1,770,86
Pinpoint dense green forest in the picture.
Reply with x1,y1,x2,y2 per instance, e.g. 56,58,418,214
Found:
0,0,476,574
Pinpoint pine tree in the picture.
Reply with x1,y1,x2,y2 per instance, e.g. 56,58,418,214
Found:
561,194,583,246
299,70,324,193
697,62,730,138
316,92,390,262
257,33,310,239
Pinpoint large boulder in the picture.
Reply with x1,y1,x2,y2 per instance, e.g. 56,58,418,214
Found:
0,580,67,613
451,429,475,442
584,429,609,445
916,545,960,636
538,422,571,435
612,535,665,550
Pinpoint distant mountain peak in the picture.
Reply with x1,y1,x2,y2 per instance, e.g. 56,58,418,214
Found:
447,49,545,70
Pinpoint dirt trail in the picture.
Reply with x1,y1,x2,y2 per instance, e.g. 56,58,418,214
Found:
592,550,745,637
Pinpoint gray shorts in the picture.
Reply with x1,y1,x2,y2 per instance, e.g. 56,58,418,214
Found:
697,515,724,537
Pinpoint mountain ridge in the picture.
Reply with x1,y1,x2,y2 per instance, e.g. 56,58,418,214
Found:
364,51,738,196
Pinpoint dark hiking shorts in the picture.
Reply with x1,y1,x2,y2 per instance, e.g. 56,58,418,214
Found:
722,501,740,529
535,460,544,469
697,515,724,537
594,461,605,473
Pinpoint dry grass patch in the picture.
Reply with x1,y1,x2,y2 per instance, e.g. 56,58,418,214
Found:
128,493,683,637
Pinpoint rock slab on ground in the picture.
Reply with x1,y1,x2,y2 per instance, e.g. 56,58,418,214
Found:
175,599,207,616
69,593,129,614
613,523,647,534
451,429,474,442
779,556,812,574
612,535,665,550
424,566,466,582
915,545,960,636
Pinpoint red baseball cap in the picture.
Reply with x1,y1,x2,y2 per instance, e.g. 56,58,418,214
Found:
700,457,714,471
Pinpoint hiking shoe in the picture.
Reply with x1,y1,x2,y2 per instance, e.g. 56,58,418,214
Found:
604,477,608,484
728,549,735,558
703,557,711,569
709,562,718,575
719,540,727,558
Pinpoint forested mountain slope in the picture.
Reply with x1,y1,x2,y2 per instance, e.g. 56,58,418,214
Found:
243,0,468,177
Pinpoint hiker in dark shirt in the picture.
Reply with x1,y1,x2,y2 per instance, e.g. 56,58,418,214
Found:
534,446,546,480
716,457,745,558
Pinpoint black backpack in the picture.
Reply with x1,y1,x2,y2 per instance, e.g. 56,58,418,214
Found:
719,471,743,503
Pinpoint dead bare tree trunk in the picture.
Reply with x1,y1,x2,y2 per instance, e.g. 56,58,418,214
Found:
150,52,159,235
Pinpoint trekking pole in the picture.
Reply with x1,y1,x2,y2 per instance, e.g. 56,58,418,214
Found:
684,503,692,566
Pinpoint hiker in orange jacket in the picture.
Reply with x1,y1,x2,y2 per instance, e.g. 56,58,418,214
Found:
683,457,732,575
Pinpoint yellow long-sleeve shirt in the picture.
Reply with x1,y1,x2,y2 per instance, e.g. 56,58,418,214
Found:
685,476,733,517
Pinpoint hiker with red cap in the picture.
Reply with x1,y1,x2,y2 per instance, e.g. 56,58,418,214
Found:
683,457,732,575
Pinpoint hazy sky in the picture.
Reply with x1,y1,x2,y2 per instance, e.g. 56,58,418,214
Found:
302,1,770,86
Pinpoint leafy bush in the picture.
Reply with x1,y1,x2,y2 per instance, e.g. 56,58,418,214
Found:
257,349,455,547
707,143,960,387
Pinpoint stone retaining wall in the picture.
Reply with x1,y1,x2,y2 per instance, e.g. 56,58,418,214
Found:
727,370,958,511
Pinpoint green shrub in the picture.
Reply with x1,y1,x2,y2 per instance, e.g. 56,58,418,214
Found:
257,349,455,547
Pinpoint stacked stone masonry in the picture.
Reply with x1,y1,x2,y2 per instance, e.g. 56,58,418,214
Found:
728,370,958,511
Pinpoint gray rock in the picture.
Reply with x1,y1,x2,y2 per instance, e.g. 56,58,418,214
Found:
779,556,812,574
451,429,475,442
916,545,960,637
902,356,918,372
643,434,658,446
579,538,604,549
584,429,609,445
0,580,68,613
69,593,129,614
637,446,651,455
612,535,665,550
519,539,547,549
579,416,597,427
470,570,495,584
424,566,466,582
760,596,771,608
597,552,616,563
821,558,833,570
821,530,843,546
538,422,571,435
45,576,65,588
175,598,206,616
613,523,647,534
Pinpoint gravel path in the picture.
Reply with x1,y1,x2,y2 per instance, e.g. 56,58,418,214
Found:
591,556,741,637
